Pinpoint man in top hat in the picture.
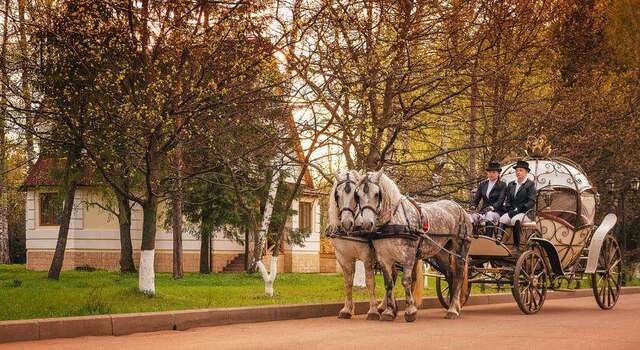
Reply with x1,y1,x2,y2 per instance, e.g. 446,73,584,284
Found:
469,161,507,237
498,160,537,253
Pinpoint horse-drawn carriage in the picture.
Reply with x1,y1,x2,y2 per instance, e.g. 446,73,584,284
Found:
433,157,622,314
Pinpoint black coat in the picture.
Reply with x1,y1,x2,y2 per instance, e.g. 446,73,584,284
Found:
472,179,507,214
503,179,537,217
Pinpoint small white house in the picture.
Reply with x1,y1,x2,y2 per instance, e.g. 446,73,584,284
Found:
22,158,331,273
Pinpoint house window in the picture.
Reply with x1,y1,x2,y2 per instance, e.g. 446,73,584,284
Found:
40,192,62,226
299,201,313,234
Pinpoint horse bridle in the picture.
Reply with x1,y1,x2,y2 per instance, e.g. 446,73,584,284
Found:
334,173,359,218
355,174,383,217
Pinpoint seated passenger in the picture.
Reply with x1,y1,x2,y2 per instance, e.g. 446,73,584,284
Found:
498,160,536,253
469,161,506,237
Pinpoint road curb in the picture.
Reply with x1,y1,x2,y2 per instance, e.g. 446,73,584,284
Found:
2,286,639,344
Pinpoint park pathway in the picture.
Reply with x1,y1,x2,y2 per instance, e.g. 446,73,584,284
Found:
2,294,639,350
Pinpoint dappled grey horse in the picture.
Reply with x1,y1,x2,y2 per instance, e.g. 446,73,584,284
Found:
328,170,381,320
354,170,472,321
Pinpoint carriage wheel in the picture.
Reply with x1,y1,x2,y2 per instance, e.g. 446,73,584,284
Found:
435,276,471,310
512,249,548,314
591,234,622,310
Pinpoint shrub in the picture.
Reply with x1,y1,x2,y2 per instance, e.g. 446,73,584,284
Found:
75,265,97,272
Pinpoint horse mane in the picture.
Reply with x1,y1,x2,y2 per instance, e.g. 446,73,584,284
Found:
328,177,340,229
376,171,403,224
328,170,360,229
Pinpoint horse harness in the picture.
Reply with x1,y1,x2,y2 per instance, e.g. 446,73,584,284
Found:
330,172,469,261
334,173,359,219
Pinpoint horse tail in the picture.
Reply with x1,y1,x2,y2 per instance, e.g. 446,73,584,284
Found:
412,260,424,309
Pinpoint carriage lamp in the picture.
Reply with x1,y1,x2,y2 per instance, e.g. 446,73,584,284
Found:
632,177,640,192
605,178,615,193
595,193,601,207
543,190,554,209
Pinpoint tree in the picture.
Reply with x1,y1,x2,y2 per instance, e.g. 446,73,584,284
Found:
20,0,284,292
0,0,10,264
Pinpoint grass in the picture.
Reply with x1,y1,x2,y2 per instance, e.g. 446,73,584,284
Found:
0,264,638,321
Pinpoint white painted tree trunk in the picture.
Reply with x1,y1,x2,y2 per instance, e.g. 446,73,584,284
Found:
353,260,366,288
256,257,278,296
255,163,281,296
139,249,155,295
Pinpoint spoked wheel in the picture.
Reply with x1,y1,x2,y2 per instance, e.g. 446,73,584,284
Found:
435,275,471,310
591,234,623,310
512,248,548,314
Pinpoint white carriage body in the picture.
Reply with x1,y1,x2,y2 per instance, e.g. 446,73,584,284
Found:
469,157,604,270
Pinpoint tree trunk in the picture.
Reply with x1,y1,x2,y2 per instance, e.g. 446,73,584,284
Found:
172,114,184,278
244,226,249,272
117,194,136,273
0,121,8,263
254,164,281,295
353,260,366,288
0,0,10,264
468,63,479,200
172,180,183,279
139,195,158,295
18,0,34,166
199,227,210,274
256,256,278,296
48,151,81,279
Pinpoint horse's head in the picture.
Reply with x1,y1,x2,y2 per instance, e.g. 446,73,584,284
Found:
355,170,402,232
354,171,383,232
328,170,361,232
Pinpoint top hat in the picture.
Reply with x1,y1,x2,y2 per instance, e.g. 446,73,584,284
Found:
485,162,502,172
513,160,531,172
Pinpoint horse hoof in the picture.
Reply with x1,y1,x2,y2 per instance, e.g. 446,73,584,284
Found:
366,312,380,321
404,312,417,322
445,312,459,320
380,312,396,322
338,312,352,319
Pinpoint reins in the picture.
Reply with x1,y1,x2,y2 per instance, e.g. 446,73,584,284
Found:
354,172,469,262
329,172,470,262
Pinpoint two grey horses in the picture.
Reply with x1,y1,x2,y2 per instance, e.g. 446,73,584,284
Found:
329,170,471,322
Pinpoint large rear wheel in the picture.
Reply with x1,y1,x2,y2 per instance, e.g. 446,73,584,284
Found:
512,249,548,314
591,234,622,310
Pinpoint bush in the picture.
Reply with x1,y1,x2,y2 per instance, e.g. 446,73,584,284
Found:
9,279,22,288
75,265,97,272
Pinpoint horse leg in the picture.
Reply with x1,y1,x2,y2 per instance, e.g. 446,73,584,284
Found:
380,262,397,321
445,256,465,320
377,267,397,313
337,255,355,319
364,255,380,320
402,259,418,322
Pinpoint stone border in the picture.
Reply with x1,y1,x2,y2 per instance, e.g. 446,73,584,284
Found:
2,287,639,344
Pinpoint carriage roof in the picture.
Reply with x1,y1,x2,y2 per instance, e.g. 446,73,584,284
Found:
500,157,597,227
500,157,594,194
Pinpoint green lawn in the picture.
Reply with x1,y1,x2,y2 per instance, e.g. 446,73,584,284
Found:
0,264,637,321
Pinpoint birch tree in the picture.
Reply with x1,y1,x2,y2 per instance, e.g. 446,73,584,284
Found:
255,160,282,296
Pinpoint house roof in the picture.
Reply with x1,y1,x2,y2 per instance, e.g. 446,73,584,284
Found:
21,158,94,190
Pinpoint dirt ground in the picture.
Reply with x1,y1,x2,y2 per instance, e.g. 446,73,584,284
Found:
3,294,639,350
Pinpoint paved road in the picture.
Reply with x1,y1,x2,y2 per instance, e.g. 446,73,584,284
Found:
3,294,640,350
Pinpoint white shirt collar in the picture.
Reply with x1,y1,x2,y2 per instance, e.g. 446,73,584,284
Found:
515,178,526,193
486,179,497,195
